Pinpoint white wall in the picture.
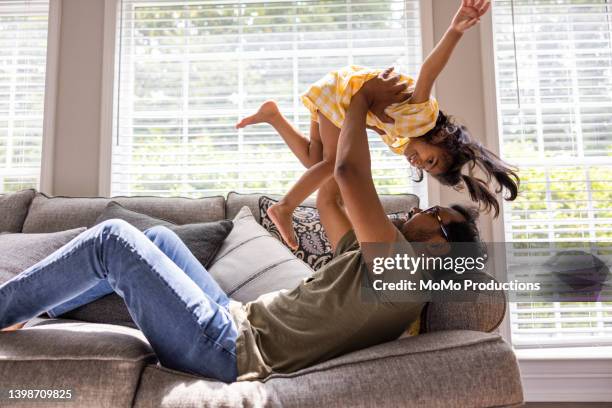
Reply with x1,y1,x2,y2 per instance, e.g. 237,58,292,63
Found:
46,0,495,239
51,0,105,197
429,0,494,240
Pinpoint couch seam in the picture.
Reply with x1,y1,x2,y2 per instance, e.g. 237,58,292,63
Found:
36,191,225,202
228,258,299,295
0,353,157,363
262,333,504,382
129,354,153,408
212,234,271,263
145,364,218,381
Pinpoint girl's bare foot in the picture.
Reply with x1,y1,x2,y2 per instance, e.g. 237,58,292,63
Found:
267,203,298,250
236,100,280,129
1,321,27,332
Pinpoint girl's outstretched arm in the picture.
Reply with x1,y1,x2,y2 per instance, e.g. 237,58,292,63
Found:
410,0,490,104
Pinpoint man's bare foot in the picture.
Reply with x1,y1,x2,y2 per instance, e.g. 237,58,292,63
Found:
235,100,280,129
267,203,298,250
1,321,27,332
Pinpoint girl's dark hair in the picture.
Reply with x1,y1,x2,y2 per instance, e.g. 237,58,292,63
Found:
413,111,520,217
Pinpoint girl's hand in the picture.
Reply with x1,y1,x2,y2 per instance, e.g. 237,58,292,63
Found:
358,67,409,123
451,0,491,33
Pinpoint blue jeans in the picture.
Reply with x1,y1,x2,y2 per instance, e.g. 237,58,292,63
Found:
0,219,239,382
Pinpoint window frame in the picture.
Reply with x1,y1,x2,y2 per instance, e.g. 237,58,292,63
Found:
479,5,612,403
0,0,59,194
97,0,437,203
40,0,62,194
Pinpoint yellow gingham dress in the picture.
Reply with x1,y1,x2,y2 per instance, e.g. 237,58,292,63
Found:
301,65,439,154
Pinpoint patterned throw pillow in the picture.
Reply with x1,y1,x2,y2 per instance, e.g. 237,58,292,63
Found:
259,196,332,270
259,196,410,270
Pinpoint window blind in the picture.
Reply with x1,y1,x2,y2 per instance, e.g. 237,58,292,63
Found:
492,0,612,347
111,0,427,198
0,0,49,193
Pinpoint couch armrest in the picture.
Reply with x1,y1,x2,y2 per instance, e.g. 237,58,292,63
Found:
422,272,507,333
0,320,156,408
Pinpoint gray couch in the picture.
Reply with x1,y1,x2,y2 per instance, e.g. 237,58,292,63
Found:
0,189,523,408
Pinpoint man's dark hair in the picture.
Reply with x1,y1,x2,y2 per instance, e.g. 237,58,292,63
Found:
445,204,487,263
446,204,480,242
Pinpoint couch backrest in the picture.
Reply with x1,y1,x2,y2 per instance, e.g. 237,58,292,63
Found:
225,191,420,222
21,193,225,233
17,190,420,233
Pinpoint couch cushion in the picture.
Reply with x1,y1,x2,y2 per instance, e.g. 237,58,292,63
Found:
56,203,233,326
22,192,226,233
264,330,523,408
0,228,86,284
132,330,522,408
225,191,419,222
0,320,156,408
95,201,233,269
423,272,507,333
208,206,312,303
0,188,36,232
133,365,276,408
259,196,410,270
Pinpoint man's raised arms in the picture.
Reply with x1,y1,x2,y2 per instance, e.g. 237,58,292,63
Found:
334,68,408,244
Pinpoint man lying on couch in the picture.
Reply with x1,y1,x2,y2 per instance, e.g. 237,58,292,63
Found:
0,71,483,383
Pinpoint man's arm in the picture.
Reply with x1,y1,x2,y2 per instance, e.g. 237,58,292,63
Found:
316,179,352,252
333,70,407,244
409,0,490,104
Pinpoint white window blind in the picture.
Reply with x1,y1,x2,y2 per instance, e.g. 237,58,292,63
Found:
492,0,612,348
0,0,49,193
111,0,427,198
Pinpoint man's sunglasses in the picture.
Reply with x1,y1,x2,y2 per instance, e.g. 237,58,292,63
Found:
423,206,450,241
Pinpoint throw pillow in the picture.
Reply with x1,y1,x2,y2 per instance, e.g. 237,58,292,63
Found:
259,196,410,270
95,201,233,269
59,202,233,326
0,188,36,233
207,206,313,303
0,228,86,283
259,196,332,270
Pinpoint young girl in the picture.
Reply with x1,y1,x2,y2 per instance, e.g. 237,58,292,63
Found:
236,0,518,249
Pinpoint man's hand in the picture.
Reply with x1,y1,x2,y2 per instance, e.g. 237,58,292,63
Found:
451,0,491,33
357,67,410,123
334,70,400,244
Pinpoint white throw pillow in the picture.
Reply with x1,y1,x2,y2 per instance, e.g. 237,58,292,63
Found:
208,206,312,303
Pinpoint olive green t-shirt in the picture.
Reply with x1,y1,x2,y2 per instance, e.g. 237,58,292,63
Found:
229,228,425,381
